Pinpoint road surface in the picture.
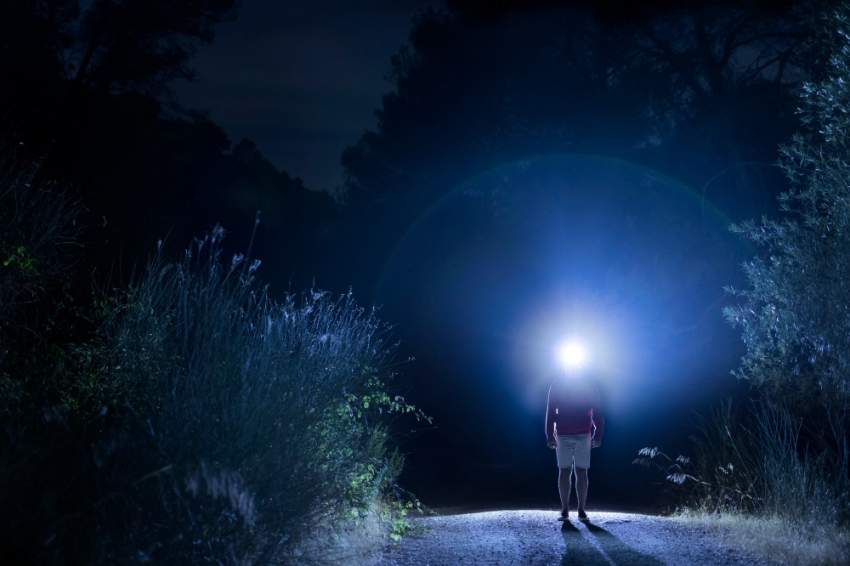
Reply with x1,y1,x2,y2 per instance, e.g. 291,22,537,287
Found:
380,510,764,565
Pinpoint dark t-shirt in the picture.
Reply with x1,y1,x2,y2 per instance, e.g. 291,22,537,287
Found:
545,377,604,439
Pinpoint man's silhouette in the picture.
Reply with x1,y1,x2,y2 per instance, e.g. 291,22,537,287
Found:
546,371,604,521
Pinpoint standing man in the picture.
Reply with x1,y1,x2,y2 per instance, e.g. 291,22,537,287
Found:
545,371,604,521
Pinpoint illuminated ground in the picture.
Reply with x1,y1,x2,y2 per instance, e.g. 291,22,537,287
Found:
380,510,764,565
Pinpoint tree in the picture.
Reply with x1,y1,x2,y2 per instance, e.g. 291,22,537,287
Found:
342,0,808,207
0,0,79,126
68,0,238,99
333,0,810,297
724,4,850,414
1,0,239,119
0,1,337,292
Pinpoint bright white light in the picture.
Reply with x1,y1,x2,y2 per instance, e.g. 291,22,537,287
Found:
557,340,588,370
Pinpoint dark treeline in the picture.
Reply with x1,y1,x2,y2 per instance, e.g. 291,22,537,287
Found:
1,0,334,289
2,0,814,295
1,2,409,563
337,0,811,292
636,7,850,559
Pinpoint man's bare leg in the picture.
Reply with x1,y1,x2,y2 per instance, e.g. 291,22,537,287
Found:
574,466,588,517
558,467,571,516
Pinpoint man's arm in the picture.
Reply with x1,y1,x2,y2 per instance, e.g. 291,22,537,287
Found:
591,383,604,447
545,383,557,447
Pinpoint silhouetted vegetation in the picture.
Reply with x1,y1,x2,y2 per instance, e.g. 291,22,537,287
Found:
636,5,850,562
1,3,427,563
0,148,427,563
337,0,810,288
0,140,82,357
326,0,823,516
1,0,335,285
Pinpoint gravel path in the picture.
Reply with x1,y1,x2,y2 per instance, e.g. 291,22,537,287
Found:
380,510,766,566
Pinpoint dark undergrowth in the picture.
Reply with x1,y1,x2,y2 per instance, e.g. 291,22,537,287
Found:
0,141,427,565
634,399,849,565
634,6,850,564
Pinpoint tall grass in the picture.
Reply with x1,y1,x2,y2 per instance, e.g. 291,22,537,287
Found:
0,139,81,364
636,400,850,564
0,140,94,564
88,228,427,563
634,400,757,514
0,142,427,564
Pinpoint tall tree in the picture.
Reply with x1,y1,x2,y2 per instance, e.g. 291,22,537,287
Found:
342,0,808,208
68,0,238,99
0,0,335,291
724,4,850,414
333,0,810,295
0,0,79,127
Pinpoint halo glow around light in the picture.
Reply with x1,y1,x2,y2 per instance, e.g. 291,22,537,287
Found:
556,340,588,370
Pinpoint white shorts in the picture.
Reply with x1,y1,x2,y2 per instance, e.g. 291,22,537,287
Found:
555,434,591,469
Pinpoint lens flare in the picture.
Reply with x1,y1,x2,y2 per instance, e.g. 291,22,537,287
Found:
557,340,588,370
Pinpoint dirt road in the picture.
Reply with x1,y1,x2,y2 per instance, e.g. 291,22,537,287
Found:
380,510,764,565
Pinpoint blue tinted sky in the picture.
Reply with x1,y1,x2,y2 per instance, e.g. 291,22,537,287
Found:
173,0,435,193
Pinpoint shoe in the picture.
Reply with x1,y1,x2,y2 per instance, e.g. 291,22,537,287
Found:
577,509,588,521
557,510,569,521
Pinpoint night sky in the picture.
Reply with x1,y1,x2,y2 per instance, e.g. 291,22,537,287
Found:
173,0,432,193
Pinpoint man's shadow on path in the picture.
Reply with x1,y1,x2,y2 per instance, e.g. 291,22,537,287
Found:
560,520,666,566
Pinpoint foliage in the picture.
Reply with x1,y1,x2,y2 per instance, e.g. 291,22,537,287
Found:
70,0,239,96
81,226,429,563
1,0,238,101
0,141,82,353
343,0,806,204
0,3,414,559
0,146,427,563
633,400,758,514
333,0,809,306
1,1,336,293
636,401,849,529
637,8,850,560
723,3,850,415
0,143,105,565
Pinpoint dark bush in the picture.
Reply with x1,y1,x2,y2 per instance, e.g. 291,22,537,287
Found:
1,143,426,564
0,141,99,565
86,226,427,563
636,4,850,538
0,140,82,368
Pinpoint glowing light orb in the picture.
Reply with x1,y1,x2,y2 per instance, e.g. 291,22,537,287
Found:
556,340,588,370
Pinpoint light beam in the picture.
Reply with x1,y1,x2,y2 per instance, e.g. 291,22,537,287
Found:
556,340,588,371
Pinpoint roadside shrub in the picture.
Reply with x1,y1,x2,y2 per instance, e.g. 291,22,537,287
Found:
0,139,82,387
722,4,850,425
636,401,848,525
633,400,757,514
750,403,848,528
636,401,850,566
0,140,102,565
0,139,428,564
92,227,428,563
638,6,850,562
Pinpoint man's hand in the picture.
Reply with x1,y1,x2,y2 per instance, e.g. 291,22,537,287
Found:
591,437,602,448
547,437,557,449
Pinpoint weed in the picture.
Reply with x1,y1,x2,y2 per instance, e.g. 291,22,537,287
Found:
88,228,429,562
